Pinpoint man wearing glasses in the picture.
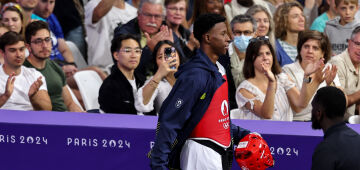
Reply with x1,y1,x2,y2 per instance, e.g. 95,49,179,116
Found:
98,34,154,115
229,14,256,88
330,26,360,121
114,0,178,78
0,31,51,111
23,21,83,112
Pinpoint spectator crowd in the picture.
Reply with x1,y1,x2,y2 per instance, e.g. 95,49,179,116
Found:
0,0,360,122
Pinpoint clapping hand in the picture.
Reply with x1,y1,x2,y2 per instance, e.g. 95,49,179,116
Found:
323,64,337,86
145,25,174,51
4,72,16,98
304,58,325,83
28,76,43,98
261,62,275,82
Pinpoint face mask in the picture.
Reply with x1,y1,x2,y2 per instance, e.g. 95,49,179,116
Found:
233,35,252,52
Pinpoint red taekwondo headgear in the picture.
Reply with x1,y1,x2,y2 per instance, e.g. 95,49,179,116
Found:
235,133,274,170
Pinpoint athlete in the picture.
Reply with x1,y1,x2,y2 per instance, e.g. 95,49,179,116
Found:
150,13,251,170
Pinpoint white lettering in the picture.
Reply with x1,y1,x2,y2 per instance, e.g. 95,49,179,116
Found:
10,135,15,143
74,138,80,146
81,138,87,146
93,139,98,147
67,138,73,145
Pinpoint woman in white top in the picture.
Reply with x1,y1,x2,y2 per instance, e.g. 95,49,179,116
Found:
135,40,181,114
283,30,338,121
236,36,331,121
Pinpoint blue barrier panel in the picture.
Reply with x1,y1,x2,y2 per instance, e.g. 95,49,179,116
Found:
0,109,359,170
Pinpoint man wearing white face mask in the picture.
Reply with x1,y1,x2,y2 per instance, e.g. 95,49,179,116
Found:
229,15,256,88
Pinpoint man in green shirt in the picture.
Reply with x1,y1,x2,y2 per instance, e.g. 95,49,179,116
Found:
23,20,83,112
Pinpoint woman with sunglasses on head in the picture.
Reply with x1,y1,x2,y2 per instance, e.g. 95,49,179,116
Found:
283,30,339,121
135,40,181,114
236,36,330,121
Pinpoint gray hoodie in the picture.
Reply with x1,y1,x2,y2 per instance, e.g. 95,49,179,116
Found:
324,17,360,55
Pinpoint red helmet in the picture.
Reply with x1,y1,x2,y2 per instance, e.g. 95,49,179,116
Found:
235,134,274,170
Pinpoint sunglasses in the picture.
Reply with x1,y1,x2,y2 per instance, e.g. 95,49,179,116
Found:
249,36,269,43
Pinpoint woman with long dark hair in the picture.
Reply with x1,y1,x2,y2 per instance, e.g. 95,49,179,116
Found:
135,40,181,114
236,36,329,121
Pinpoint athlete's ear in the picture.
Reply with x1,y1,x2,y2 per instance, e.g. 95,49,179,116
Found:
204,34,210,43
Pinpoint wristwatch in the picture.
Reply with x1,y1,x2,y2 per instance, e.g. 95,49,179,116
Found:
303,76,312,83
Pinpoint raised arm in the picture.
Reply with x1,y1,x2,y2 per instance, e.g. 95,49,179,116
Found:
238,62,277,119
92,0,116,24
287,59,325,112
142,57,176,105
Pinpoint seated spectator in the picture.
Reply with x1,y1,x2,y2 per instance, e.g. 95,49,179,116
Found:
165,0,198,59
114,0,178,78
245,5,275,47
283,30,339,121
274,1,306,66
135,40,180,114
85,0,137,70
311,86,360,170
1,3,24,35
235,36,326,121
0,31,51,110
33,0,107,106
310,0,337,32
33,0,78,77
229,14,256,88
23,21,83,112
324,0,360,55
329,26,360,120
224,0,272,24
98,34,154,115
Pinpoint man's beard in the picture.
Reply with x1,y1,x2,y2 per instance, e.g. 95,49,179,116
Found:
311,114,322,130
32,52,49,61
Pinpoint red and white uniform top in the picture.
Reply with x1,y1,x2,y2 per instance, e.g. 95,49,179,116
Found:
189,62,231,148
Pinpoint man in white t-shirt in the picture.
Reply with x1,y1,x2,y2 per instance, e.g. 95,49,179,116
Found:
0,31,51,111
85,0,137,70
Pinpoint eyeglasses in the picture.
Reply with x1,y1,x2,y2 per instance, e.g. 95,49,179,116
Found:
249,36,269,43
31,37,52,45
118,47,142,55
140,12,163,20
350,39,360,47
233,30,253,36
167,7,186,13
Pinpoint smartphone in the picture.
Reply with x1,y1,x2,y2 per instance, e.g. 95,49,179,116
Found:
164,47,176,69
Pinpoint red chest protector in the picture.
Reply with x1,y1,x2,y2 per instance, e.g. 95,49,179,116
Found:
189,75,231,147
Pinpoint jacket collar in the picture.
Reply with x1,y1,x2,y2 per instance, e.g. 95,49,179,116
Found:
324,122,347,139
